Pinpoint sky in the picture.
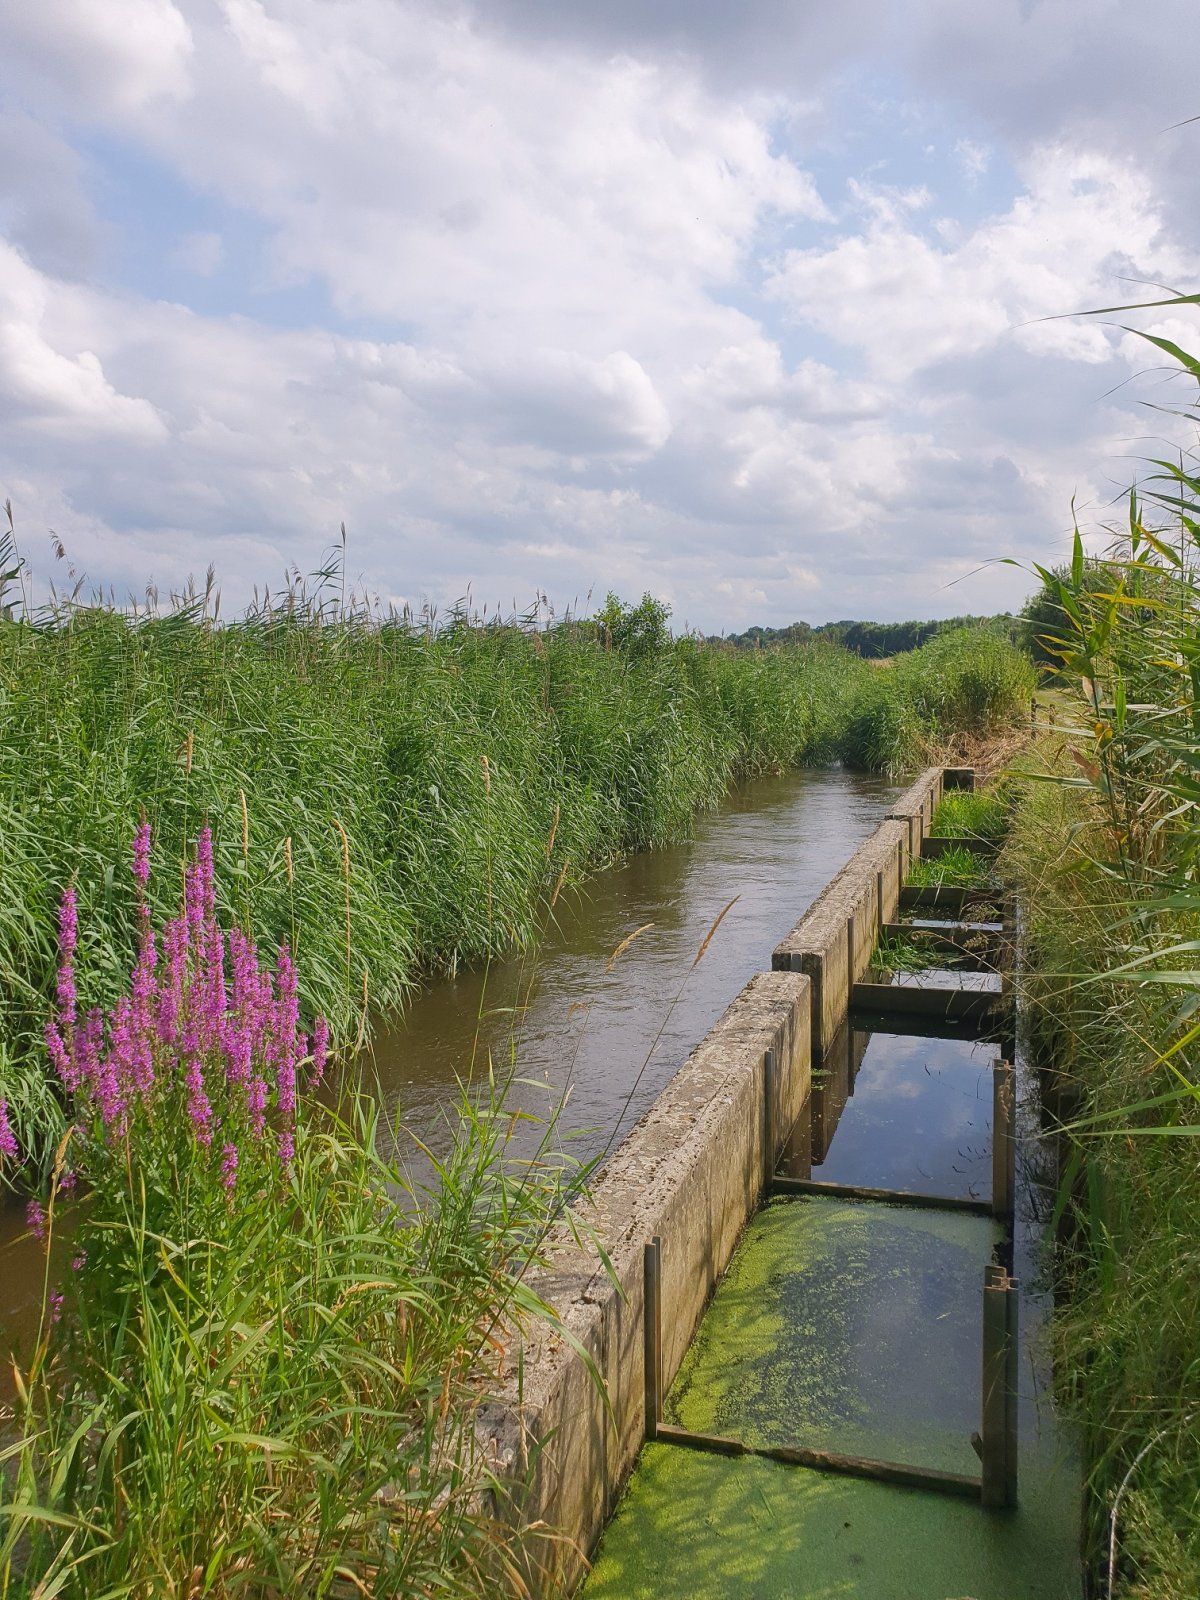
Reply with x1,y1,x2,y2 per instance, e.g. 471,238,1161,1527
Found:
1,0,1199,630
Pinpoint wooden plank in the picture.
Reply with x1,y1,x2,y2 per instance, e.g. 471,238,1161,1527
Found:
881,923,1003,963
654,1424,982,1500
922,834,1002,860
900,885,1005,914
850,981,1007,1023
981,1264,1019,1508
847,1007,1008,1043
769,1175,993,1216
643,1237,662,1442
992,1061,1015,1220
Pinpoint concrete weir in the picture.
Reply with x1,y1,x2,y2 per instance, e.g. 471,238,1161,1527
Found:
484,767,948,1592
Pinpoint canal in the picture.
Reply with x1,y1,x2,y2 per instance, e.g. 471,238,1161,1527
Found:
1,767,895,1374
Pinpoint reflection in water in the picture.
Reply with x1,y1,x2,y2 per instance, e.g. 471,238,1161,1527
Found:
779,1026,997,1201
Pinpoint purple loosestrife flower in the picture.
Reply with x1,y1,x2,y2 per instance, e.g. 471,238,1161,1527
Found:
197,824,216,921
71,1251,87,1272
186,1057,214,1146
132,818,152,896
157,915,188,1048
220,1141,238,1192
247,1075,268,1139
0,1099,17,1162
311,1015,329,1087
278,1129,294,1170
56,886,78,1033
275,944,300,1128
59,1168,77,1195
45,1020,78,1090
26,1200,46,1241
49,1289,64,1324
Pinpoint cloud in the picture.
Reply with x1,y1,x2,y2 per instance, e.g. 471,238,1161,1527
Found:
4,0,193,120
0,0,1198,631
767,147,1186,383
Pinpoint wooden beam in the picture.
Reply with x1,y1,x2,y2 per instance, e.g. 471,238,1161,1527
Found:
643,1237,662,1442
770,1175,993,1216
654,1424,982,1500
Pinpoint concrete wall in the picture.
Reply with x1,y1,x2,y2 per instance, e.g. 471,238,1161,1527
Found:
887,766,944,855
769,768,943,1055
481,969,811,1592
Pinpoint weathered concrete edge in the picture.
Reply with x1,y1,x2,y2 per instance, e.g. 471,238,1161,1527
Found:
480,968,811,1591
886,765,945,855
769,766,946,1055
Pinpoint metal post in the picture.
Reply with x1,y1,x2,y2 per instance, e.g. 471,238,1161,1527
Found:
981,1263,1019,1507
763,1048,777,1180
643,1237,662,1441
992,1060,1016,1219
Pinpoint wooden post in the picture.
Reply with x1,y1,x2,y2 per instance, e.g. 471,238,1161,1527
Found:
763,1048,777,1181
992,1060,1016,1219
876,868,885,937
643,1237,662,1441
846,913,856,990
981,1263,1019,1507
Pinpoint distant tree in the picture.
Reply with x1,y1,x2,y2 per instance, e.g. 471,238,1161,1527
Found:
594,591,672,658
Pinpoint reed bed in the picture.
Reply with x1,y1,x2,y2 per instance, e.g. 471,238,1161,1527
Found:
1004,300,1200,1598
0,573,1033,1178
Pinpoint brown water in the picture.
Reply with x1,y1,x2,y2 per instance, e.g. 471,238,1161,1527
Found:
362,767,894,1168
1,767,893,1380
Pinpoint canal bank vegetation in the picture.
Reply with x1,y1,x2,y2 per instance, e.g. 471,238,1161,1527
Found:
0,555,1033,1179
1,826,588,1597
1004,316,1200,1599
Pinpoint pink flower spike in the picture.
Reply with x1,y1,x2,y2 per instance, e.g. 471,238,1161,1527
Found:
311,1016,329,1087
0,1099,17,1162
220,1141,239,1192
132,819,152,893
26,1200,46,1241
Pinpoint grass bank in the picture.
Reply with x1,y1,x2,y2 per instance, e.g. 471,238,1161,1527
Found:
1003,310,1200,1598
0,571,1033,1177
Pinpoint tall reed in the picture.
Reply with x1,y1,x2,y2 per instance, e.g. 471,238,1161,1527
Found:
1004,299,1200,1598
0,570,1033,1176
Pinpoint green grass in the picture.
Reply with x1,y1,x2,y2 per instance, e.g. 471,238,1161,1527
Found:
931,788,1009,841
872,931,966,973
0,575,1035,1179
1001,303,1200,1599
906,845,993,889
